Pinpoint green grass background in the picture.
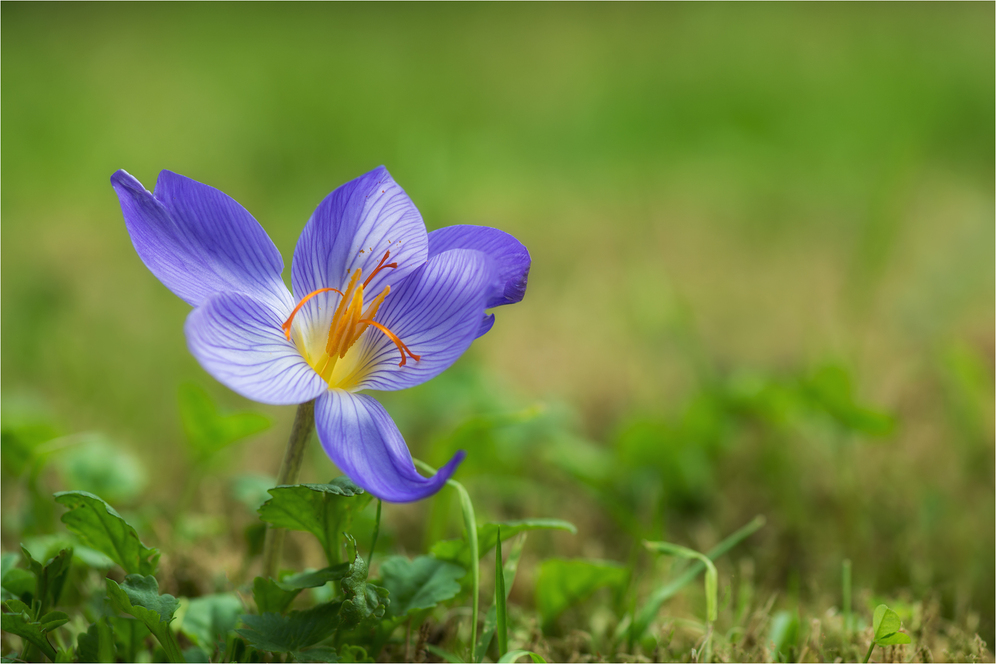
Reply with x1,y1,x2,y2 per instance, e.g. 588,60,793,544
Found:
2,2,993,650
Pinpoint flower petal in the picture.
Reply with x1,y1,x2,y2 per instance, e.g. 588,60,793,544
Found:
315,390,464,502
476,313,496,339
428,225,530,308
290,167,428,342
111,169,292,310
336,249,496,392
185,291,327,406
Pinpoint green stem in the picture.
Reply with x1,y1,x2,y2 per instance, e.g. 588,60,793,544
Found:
369,499,383,568
862,639,875,664
842,558,852,636
414,459,478,660
261,400,316,579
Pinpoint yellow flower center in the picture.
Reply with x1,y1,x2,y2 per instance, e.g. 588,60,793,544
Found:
281,250,420,388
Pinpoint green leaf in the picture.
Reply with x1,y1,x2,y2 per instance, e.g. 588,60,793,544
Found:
231,474,278,512
0,398,60,478
872,604,900,640
53,434,147,504
179,593,243,651
106,574,183,663
110,617,149,663
179,383,271,459
253,577,301,615
21,534,116,570
378,555,464,619
54,491,159,575
425,644,465,663
77,618,115,663
337,644,372,663
431,519,576,568
878,631,912,645
258,478,372,566
236,601,341,658
629,515,765,643
54,647,73,662
872,604,910,645
20,546,73,616
768,610,800,662
252,567,349,614
534,559,628,628
182,646,210,663
282,564,352,590
2,567,35,602
643,540,718,622
1,609,59,661
803,364,895,437
338,535,389,629
1,553,18,580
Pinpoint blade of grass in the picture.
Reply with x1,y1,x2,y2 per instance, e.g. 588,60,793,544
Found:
476,534,527,663
495,527,509,659
369,499,382,568
842,558,852,636
629,515,765,645
644,540,718,623
426,643,465,664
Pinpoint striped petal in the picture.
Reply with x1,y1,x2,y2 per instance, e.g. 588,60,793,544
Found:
428,225,529,339
185,291,327,406
428,225,530,308
290,166,428,345
315,389,464,502
333,249,497,392
111,169,292,311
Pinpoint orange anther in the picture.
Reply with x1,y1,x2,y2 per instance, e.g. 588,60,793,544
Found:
281,287,344,341
362,250,398,288
360,319,421,367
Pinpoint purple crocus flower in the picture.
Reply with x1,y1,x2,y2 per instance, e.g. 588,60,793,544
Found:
111,166,529,502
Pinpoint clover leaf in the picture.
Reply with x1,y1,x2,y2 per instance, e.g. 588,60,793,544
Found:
862,604,912,663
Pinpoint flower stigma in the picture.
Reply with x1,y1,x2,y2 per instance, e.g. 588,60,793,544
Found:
281,250,421,388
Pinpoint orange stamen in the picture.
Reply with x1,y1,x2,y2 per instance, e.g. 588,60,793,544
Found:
360,319,421,367
281,287,344,341
362,250,398,288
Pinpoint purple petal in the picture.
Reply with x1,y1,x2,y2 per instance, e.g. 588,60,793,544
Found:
290,167,428,342
339,249,496,392
315,390,464,502
476,313,496,339
428,225,530,308
185,291,327,406
111,170,292,311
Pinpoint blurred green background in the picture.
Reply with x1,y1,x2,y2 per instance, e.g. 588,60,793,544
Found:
2,1,993,648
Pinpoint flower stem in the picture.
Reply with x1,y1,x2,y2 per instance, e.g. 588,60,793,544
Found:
261,399,316,579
